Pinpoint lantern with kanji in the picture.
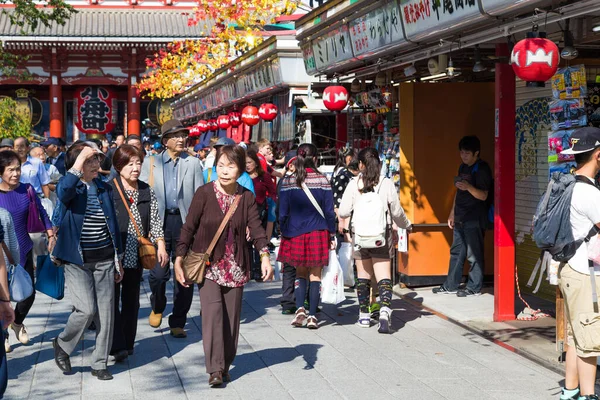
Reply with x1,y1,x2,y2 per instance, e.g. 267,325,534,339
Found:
147,99,173,127
241,106,260,126
188,123,201,138
510,32,560,87
323,85,348,112
229,112,242,127
198,120,208,132
259,103,278,121
217,115,231,130
207,119,218,131
74,86,117,135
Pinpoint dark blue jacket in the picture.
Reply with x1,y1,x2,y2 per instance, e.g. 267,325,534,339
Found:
52,172,122,266
48,152,66,176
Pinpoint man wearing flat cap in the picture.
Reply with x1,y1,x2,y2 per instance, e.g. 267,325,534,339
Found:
139,119,204,338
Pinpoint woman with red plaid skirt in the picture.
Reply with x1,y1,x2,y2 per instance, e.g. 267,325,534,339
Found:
277,143,336,329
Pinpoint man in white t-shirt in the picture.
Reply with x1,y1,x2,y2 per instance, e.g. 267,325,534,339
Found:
558,127,600,400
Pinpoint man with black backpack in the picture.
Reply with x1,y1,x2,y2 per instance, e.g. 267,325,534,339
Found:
433,136,493,297
544,127,600,400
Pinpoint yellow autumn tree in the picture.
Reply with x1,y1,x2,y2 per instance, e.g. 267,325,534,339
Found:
137,0,299,100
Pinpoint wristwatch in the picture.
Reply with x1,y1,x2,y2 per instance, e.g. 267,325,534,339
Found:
342,229,350,234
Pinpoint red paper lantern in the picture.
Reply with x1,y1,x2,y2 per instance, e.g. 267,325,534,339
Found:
217,115,231,130
188,123,201,137
323,85,348,112
259,103,278,121
75,86,117,135
229,112,242,127
241,106,260,126
510,33,559,86
208,119,218,131
198,120,208,132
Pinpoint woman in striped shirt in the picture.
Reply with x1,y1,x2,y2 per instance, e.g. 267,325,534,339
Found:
0,151,54,353
52,142,123,381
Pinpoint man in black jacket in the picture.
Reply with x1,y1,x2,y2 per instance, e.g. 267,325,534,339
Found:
433,136,493,297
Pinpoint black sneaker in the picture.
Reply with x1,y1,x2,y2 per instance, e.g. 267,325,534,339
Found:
457,289,481,297
432,286,457,295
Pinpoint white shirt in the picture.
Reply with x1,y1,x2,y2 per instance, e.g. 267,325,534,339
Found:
569,177,600,274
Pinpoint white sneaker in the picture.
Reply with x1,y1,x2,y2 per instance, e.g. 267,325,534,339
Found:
4,335,11,353
11,323,29,345
378,307,392,334
356,312,371,328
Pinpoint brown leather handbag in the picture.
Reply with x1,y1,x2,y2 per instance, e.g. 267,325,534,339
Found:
184,194,242,284
114,182,157,270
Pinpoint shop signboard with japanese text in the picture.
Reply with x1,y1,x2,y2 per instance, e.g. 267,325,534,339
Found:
74,86,117,135
301,42,318,75
349,1,405,58
312,25,354,72
399,0,483,42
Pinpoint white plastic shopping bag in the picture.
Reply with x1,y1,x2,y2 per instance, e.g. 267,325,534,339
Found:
271,247,281,281
321,250,346,305
338,242,355,287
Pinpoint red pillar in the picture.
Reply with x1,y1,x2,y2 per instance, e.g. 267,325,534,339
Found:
494,43,516,321
49,49,63,139
127,48,140,136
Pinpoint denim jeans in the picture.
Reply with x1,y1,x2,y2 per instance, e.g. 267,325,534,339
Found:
443,219,485,292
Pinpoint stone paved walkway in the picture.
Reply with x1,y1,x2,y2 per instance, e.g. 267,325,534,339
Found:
5,274,564,399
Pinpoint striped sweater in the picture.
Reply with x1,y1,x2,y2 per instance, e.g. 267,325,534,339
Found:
80,182,112,252
278,170,336,238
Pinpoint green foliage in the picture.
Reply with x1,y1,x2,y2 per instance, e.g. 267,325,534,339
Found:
1,0,76,76
0,98,32,138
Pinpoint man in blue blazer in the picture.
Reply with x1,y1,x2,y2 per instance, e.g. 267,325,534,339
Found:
140,119,204,338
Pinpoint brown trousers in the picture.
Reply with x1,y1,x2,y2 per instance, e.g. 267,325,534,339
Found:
199,279,244,374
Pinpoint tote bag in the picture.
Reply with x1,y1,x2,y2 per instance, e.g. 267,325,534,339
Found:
35,255,64,300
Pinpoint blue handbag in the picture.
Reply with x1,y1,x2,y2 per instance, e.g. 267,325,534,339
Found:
35,255,64,300
2,243,33,302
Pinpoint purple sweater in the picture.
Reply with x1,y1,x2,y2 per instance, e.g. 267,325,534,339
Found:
0,184,51,263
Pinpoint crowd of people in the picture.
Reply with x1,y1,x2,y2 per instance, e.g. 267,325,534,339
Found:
0,118,418,394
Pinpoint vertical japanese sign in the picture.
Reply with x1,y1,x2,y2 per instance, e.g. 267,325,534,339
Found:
74,86,117,135
301,43,318,75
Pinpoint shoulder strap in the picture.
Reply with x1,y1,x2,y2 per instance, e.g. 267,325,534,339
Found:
301,182,325,219
1,242,14,266
208,168,212,182
206,194,242,256
114,181,144,239
149,158,155,188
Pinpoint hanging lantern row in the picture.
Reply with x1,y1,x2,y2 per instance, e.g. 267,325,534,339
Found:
510,30,559,87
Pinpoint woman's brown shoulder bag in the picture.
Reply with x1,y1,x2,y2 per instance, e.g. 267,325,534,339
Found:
114,182,157,270
184,194,242,284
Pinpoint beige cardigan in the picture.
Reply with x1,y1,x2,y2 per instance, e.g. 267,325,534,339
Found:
338,176,412,229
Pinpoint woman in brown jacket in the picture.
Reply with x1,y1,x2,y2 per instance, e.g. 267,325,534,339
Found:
174,145,273,387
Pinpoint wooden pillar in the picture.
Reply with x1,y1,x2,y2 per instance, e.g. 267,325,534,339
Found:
493,43,516,321
49,48,63,139
127,48,140,136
